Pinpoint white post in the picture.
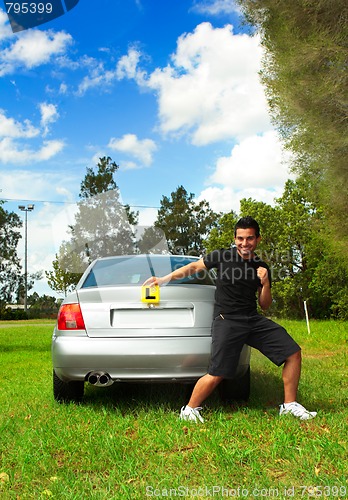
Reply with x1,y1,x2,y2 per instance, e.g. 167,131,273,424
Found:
304,300,310,334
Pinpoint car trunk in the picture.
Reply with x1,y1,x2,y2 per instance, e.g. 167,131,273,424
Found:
77,284,215,338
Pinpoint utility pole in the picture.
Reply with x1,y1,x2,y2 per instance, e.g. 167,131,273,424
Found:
18,204,35,312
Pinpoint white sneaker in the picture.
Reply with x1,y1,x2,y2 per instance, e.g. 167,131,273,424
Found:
279,402,317,420
180,405,204,423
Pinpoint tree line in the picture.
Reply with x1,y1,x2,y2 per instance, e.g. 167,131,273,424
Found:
44,155,346,320
1,154,347,320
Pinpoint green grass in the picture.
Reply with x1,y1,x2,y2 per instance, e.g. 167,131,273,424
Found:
0,320,347,499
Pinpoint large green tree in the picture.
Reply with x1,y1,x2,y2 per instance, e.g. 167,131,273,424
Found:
235,179,346,318
155,185,222,255
238,0,348,255
71,156,139,265
0,201,23,307
240,180,325,318
205,177,348,318
48,157,139,292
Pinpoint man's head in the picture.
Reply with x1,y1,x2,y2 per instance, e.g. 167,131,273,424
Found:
234,217,261,259
234,216,260,238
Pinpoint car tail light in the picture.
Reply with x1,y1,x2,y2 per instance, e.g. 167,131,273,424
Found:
57,303,86,330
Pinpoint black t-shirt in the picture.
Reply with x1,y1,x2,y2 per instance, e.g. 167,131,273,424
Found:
203,247,271,316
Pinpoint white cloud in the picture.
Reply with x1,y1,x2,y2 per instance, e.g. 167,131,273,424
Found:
50,203,79,252
142,22,271,144
137,207,158,226
0,169,75,201
109,24,270,145
0,29,73,75
191,0,242,15
210,131,292,189
0,9,13,41
108,133,157,166
74,48,144,96
36,140,65,160
56,186,76,202
0,109,39,138
0,106,63,163
197,185,283,214
59,82,68,94
196,131,294,213
76,62,116,95
116,48,142,80
39,102,59,136
119,160,140,171
197,186,239,212
0,137,64,163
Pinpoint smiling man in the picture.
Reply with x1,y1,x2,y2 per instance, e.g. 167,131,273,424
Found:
144,216,317,422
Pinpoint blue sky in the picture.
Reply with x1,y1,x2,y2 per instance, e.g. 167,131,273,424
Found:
0,0,293,296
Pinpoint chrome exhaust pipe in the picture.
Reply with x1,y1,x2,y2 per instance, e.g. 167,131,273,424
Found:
88,373,99,385
98,373,110,385
87,371,113,387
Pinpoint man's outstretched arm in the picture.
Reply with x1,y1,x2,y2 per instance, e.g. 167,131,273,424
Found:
143,258,207,287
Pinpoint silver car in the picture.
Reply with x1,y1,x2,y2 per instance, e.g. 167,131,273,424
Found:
52,254,251,403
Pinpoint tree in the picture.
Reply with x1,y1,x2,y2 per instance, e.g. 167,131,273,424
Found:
136,226,169,254
28,292,59,310
155,185,222,255
238,181,318,317
49,157,139,290
71,156,139,264
237,179,348,318
45,253,78,296
0,201,23,308
205,177,348,318
16,271,43,305
237,0,348,257
79,157,118,200
205,211,239,252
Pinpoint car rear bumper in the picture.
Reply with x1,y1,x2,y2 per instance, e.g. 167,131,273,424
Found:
52,334,250,383
52,334,212,382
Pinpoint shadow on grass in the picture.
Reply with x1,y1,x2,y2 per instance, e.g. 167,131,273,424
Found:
82,381,195,411
79,369,285,415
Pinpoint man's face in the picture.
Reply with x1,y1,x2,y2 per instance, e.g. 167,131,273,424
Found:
234,228,260,259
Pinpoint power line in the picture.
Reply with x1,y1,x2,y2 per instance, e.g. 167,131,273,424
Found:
1,197,160,209
3,197,75,204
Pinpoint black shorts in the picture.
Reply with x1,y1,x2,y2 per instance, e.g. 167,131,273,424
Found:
208,313,301,379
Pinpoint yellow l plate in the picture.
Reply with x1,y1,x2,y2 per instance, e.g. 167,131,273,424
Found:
141,284,160,304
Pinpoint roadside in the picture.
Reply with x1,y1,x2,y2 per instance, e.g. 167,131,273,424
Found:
0,319,55,328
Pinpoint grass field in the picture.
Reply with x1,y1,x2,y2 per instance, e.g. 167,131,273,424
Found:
0,319,347,499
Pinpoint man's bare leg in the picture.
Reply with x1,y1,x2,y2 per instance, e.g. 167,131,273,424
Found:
282,350,301,403
280,349,317,419
187,373,224,408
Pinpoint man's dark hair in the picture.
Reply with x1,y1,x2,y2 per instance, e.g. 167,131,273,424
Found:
234,216,260,238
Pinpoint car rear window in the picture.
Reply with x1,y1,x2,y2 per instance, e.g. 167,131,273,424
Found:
80,255,215,288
